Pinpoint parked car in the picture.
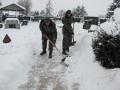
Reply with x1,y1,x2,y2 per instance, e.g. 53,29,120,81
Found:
5,18,20,29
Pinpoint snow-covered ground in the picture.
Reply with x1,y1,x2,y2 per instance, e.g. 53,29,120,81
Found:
0,20,120,90
0,22,41,90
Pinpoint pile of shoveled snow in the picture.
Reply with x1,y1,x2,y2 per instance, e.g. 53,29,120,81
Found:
62,22,120,90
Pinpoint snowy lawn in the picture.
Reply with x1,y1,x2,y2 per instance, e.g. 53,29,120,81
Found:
0,22,41,90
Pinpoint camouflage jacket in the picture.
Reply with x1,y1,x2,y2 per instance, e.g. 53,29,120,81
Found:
39,19,57,39
62,16,75,35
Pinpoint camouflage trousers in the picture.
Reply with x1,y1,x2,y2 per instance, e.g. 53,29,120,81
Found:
62,34,72,50
42,35,55,52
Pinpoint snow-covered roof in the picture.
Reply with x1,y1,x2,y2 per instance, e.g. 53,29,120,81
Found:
0,3,26,11
6,18,19,21
84,19,93,21
5,18,20,24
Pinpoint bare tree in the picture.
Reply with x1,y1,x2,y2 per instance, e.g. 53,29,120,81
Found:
0,1,2,6
40,10,46,16
18,0,32,15
72,5,87,17
0,1,1,17
45,0,54,17
34,11,39,16
57,9,65,18
106,0,120,18
72,6,81,17
80,6,88,17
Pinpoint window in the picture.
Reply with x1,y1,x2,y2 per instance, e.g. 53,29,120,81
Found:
9,24,16,28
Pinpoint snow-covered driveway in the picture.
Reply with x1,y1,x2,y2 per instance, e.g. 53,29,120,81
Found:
18,22,84,90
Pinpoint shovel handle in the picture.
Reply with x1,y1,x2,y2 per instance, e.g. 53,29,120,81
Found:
44,34,62,55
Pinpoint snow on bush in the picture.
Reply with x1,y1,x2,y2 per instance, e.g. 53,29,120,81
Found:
114,8,120,24
92,8,120,69
100,22,120,36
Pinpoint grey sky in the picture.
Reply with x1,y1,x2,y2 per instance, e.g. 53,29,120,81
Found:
2,0,113,16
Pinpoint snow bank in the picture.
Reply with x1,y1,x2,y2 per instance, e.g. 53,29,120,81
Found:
63,23,120,90
90,25,98,30
114,8,120,24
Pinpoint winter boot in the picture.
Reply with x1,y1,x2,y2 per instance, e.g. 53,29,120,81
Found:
49,51,52,59
40,50,46,55
62,49,68,55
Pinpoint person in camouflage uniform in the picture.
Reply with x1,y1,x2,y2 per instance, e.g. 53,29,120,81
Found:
39,17,57,58
62,10,75,55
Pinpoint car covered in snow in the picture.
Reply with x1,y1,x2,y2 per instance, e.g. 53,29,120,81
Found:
4,18,20,29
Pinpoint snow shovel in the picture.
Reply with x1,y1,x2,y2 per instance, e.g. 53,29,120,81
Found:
71,23,76,46
44,34,70,66
71,34,76,46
